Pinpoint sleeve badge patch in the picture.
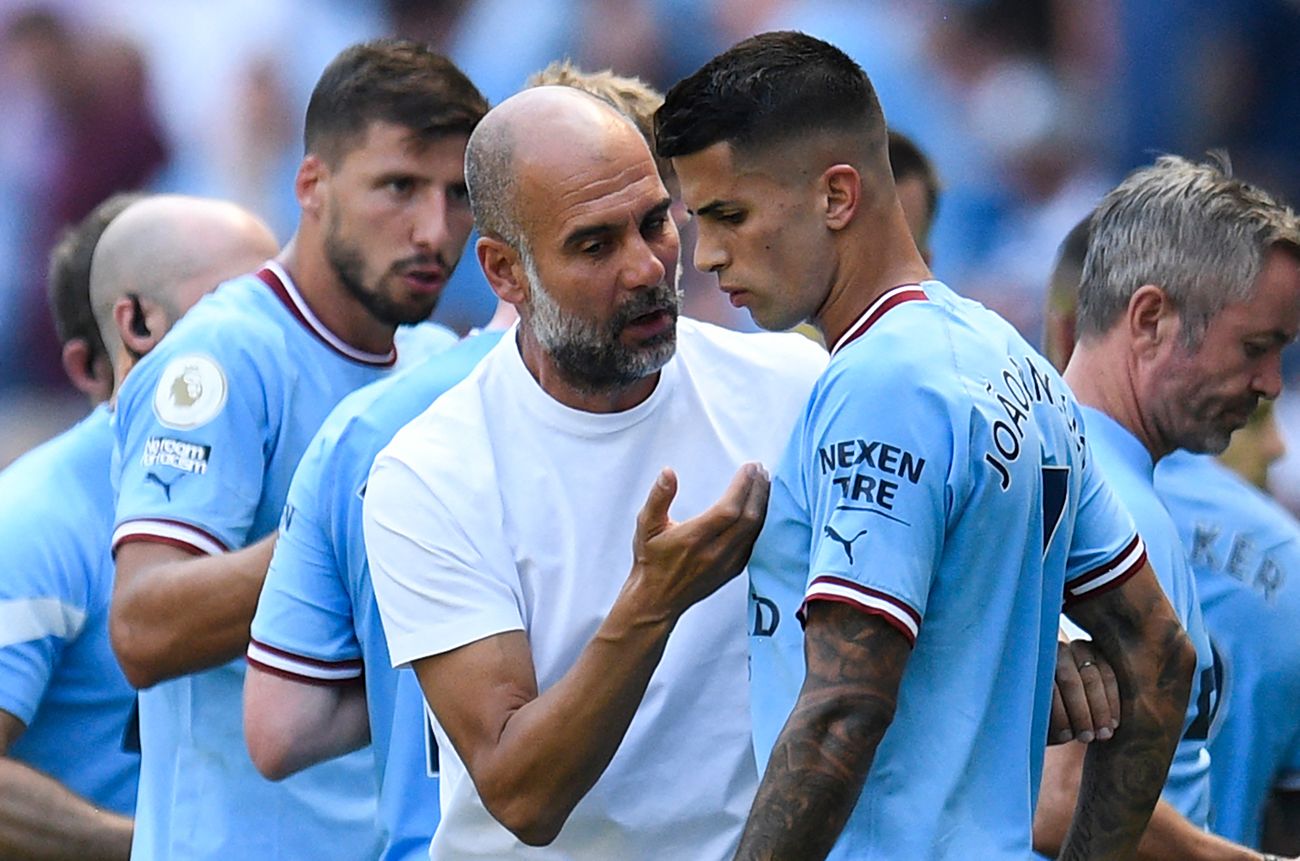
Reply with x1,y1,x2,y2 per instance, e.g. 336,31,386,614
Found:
152,353,228,430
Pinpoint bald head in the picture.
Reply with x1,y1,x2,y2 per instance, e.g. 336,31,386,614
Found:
466,86,654,253
90,194,279,378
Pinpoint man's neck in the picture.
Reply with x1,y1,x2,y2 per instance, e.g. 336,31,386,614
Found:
276,238,396,356
813,206,931,350
515,327,659,414
1064,340,1169,462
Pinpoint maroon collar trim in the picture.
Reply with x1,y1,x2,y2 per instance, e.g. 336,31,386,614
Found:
255,262,396,367
829,284,928,357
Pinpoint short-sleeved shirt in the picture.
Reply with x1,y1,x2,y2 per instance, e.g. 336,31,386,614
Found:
1082,407,1216,826
366,319,827,860
749,282,1147,860
249,329,504,861
111,261,420,860
1155,450,1300,845
0,406,138,813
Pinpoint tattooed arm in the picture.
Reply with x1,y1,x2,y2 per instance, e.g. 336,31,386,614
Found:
733,601,909,861
1053,560,1197,861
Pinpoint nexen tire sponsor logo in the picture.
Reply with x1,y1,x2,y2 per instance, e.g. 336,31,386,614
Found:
142,437,211,475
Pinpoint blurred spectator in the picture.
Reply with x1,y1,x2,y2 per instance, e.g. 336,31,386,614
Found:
0,8,167,393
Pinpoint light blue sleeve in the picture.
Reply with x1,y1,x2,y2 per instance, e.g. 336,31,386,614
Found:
248,429,362,682
800,361,958,643
0,504,90,724
113,341,279,554
1062,427,1145,608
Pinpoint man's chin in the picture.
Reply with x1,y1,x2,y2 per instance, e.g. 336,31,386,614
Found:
385,296,441,327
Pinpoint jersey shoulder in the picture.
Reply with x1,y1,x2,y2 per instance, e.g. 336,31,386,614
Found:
305,330,508,506
116,276,292,419
0,409,113,603
0,409,113,542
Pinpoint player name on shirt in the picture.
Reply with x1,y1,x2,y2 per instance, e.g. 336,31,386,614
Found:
1189,523,1286,601
982,353,1086,490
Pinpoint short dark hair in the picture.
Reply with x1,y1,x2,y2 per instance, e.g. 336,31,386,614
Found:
888,130,940,225
655,31,884,162
47,192,142,356
304,39,487,166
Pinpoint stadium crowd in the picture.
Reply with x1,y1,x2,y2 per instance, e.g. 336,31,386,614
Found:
3,2,1300,860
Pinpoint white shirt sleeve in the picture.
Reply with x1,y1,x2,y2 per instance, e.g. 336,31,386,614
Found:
364,447,524,668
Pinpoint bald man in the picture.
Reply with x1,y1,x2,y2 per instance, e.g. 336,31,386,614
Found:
0,194,276,861
45,193,141,405
243,63,672,861
89,196,280,392
363,86,826,859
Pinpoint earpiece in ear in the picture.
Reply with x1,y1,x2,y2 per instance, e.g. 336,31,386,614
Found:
129,294,150,338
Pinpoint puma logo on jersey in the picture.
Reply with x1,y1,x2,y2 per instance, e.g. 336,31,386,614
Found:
824,525,869,564
146,471,183,501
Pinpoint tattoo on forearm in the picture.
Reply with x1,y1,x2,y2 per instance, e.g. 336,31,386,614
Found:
1060,585,1194,861
735,604,910,861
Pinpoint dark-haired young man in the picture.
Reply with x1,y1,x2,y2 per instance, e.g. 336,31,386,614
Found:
658,31,1194,860
107,41,487,859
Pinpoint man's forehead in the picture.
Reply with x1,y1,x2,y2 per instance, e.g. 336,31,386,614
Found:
673,140,791,206
1210,280,1300,342
339,121,468,166
520,143,664,235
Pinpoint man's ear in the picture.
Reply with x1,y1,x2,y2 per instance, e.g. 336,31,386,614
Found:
113,295,169,359
61,338,113,403
822,164,861,231
477,236,528,306
1128,284,1180,357
295,154,327,216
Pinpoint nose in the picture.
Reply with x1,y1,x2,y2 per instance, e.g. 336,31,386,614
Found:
1254,354,1284,400
624,231,669,290
411,190,451,251
692,225,727,274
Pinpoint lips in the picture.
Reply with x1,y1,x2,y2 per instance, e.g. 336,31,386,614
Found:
399,266,447,295
720,285,749,307
622,308,675,340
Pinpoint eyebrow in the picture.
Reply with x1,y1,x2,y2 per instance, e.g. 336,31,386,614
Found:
692,200,735,219
561,196,674,249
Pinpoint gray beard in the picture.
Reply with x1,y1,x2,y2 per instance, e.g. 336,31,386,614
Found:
523,249,680,394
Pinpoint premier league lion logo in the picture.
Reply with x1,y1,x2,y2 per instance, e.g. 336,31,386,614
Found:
153,354,228,430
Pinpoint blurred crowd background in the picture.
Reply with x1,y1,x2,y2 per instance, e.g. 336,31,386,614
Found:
3,0,1300,489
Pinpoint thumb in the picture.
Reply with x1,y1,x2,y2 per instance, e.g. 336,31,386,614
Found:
635,468,677,541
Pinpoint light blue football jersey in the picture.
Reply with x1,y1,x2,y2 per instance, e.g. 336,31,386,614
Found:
249,329,503,861
111,262,410,860
0,406,138,813
1155,450,1300,846
749,282,1146,860
1082,407,1216,826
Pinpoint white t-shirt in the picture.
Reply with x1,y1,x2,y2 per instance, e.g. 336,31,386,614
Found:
365,318,826,860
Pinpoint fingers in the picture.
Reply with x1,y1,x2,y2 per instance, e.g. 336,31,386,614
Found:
699,463,769,535
1069,641,1118,740
1048,681,1070,746
1052,640,1118,745
744,464,771,521
635,468,678,544
1052,641,1094,744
